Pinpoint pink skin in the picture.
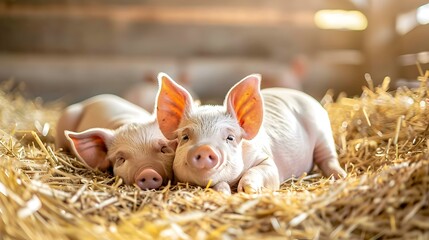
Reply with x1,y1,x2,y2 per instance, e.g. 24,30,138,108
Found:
56,94,176,190
136,168,162,189
155,73,346,194
188,145,220,169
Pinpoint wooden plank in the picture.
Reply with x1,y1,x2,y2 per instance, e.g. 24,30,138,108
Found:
0,53,365,103
0,4,315,27
0,54,178,103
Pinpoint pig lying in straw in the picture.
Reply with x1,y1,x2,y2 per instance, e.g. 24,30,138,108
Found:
156,73,346,194
56,94,176,190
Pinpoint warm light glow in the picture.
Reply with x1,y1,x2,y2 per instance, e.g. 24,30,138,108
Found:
396,3,429,35
314,10,367,30
396,10,418,35
417,3,429,25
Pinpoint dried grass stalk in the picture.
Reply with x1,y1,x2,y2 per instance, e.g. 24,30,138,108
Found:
1,74,429,239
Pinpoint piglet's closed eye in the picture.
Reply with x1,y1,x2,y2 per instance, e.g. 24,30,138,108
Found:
65,129,115,171
159,139,177,154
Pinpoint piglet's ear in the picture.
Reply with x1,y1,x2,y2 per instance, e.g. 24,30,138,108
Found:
65,129,115,171
156,72,194,140
225,74,264,140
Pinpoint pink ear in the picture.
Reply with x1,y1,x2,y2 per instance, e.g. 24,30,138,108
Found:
65,129,115,171
225,74,264,140
156,72,193,140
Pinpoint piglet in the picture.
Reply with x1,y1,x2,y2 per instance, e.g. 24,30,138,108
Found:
156,73,346,194
56,94,176,190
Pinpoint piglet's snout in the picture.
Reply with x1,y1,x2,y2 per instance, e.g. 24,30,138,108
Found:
188,145,219,170
135,168,163,190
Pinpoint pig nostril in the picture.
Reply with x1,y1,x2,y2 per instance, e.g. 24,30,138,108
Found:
189,145,219,170
140,177,160,183
195,154,216,161
136,169,163,190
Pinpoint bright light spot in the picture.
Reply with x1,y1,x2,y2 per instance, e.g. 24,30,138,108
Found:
418,51,429,64
396,10,418,35
314,10,368,30
403,96,414,106
417,3,429,25
0,182,7,196
399,51,429,65
420,100,426,109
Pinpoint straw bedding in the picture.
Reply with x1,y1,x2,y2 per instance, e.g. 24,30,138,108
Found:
1,72,429,239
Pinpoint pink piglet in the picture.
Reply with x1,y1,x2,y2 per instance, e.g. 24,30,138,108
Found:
56,94,177,190
155,73,346,194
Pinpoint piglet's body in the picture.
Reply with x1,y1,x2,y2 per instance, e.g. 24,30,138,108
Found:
156,73,346,194
56,94,176,190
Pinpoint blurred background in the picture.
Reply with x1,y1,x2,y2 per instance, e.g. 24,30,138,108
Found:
0,0,428,111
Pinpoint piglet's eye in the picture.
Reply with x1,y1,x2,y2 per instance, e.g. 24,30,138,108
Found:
161,145,173,154
181,134,189,142
226,135,235,142
116,156,126,166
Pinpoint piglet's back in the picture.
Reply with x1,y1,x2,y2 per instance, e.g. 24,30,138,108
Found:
56,94,151,150
260,88,330,180
75,94,151,131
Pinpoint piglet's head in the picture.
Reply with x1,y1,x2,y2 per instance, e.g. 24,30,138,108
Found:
156,72,264,188
65,122,176,190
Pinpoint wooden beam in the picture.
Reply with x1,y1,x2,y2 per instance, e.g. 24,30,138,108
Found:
0,4,316,27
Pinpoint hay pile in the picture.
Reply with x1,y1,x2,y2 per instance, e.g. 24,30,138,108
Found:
1,72,429,239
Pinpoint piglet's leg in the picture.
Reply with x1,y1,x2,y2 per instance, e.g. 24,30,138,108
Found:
213,181,232,195
318,159,346,180
237,159,280,193
313,133,347,179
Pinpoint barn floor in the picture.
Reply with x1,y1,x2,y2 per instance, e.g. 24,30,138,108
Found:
0,73,428,239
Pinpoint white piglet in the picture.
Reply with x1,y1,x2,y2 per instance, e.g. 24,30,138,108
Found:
156,73,346,194
56,94,176,190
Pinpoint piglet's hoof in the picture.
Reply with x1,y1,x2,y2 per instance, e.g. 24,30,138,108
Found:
244,185,260,194
213,181,231,195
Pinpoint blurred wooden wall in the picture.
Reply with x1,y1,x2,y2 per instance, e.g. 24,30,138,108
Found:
364,0,429,88
0,0,428,104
